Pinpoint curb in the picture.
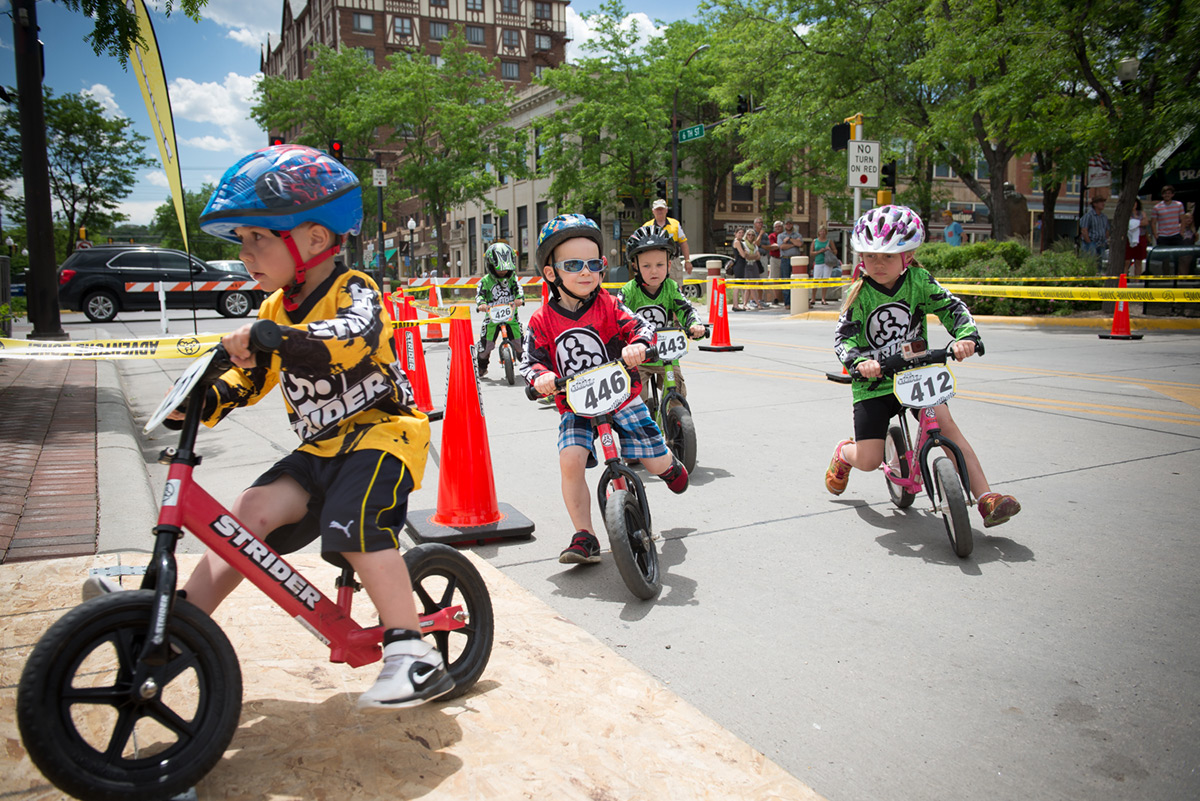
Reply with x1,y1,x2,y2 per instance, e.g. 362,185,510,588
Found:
96,358,157,554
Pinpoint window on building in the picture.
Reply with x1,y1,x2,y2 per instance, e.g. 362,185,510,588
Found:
429,55,443,67
933,163,955,179
772,176,791,205
393,17,412,39
534,65,549,78
534,127,545,172
535,1,552,19
430,0,447,5
518,206,529,252
500,212,511,240
430,21,448,40
975,158,990,180
361,47,375,63
465,25,484,45
503,30,520,50
352,13,373,33
502,0,520,13
536,201,549,231
501,60,519,81
534,34,551,50
731,176,754,203
466,0,483,9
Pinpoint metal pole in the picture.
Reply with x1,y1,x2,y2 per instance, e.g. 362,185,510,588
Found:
12,0,65,339
671,44,709,221
375,152,385,285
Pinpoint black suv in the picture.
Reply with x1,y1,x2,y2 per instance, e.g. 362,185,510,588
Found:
57,245,264,322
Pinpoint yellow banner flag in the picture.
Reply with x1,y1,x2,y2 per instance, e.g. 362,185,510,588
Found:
127,0,188,251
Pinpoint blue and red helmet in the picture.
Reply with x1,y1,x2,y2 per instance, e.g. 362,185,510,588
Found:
535,213,603,269
199,144,363,243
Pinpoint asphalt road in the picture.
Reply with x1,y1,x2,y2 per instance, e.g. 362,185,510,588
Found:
86,304,1200,801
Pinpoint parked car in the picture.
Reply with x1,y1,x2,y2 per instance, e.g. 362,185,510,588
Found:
57,246,265,322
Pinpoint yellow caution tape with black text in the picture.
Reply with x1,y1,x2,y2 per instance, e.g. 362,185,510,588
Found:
0,333,224,360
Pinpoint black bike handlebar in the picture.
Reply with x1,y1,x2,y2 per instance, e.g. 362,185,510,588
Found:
848,346,957,382
525,345,659,401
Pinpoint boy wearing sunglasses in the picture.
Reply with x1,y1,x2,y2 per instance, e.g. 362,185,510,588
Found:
521,214,690,565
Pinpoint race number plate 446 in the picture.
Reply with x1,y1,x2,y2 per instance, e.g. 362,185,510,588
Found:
565,362,632,417
893,364,955,408
654,330,688,362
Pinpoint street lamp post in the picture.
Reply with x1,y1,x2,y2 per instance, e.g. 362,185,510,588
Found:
671,43,709,221
407,217,417,278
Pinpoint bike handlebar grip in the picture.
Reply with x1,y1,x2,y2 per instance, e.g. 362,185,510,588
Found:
525,384,541,401
249,319,282,353
645,345,659,361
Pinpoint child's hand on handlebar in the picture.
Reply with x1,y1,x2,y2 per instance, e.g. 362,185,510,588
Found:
622,343,647,367
688,324,707,339
221,323,256,369
533,372,558,396
951,339,976,361
858,359,883,379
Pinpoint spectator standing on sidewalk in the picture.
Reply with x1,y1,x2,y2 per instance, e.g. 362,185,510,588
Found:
1079,196,1110,265
741,220,765,310
729,228,748,310
1151,185,1186,246
766,220,784,306
777,219,803,306
1125,198,1149,277
646,198,691,284
942,210,964,246
810,225,832,305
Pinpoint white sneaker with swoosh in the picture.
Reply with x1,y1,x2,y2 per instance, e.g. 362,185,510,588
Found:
357,633,456,709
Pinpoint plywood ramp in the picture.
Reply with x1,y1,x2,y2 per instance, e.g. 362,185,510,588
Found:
2,554,825,801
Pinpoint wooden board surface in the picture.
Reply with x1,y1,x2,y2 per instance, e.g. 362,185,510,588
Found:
1,553,825,801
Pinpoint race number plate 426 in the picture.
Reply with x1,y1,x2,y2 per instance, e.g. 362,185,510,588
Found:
564,362,632,417
893,364,955,408
654,330,688,362
489,305,514,323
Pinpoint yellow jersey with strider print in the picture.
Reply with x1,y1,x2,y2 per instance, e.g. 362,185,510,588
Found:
202,265,430,488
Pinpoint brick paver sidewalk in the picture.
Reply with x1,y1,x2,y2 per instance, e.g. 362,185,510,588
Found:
0,357,98,563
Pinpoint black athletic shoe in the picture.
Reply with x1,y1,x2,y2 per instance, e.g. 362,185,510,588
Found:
559,530,601,564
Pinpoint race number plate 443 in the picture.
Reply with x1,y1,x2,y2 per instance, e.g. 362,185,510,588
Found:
565,362,632,417
654,330,688,362
893,364,955,408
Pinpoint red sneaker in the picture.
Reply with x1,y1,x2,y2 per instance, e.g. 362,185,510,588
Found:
977,493,1021,528
825,439,853,495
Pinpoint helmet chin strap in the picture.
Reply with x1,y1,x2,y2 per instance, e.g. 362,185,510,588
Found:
277,230,341,311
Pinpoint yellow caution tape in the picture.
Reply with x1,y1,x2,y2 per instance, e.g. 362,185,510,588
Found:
0,333,224,360
939,283,1200,302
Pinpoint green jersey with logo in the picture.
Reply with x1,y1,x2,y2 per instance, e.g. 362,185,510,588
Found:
475,273,522,307
617,278,700,332
833,266,980,403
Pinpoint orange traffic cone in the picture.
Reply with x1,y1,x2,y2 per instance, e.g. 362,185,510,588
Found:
699,278,744,352
1099,273,1144,340
541,278,549,307
399,293,443,421
424,282,448,342
406,307,534,545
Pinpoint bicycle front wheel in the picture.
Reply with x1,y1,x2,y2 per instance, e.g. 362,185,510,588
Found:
933,457,973,557
885,424,916,509
501,343,516,385
17,592,242,801
664,402,697,474
604,489,661,600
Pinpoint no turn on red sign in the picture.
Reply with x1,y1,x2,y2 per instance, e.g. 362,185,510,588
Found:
847,140,880,188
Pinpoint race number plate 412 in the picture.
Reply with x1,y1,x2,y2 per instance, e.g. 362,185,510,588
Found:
564,362,632,417
893,364,955,408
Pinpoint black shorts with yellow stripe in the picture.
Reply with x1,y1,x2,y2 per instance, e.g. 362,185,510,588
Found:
250,448,414,569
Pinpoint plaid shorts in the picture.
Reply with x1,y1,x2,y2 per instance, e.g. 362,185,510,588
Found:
557,398,669,467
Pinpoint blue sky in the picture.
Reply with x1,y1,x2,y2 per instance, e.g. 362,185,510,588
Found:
0,1,700,226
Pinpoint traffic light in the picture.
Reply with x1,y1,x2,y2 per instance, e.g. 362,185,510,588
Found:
269,134,285,146
78,226,86,241
831,122,851,151
328,140,344,162
736,95,749,115
881,160,898,190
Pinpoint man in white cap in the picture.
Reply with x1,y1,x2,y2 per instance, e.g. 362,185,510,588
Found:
645,198,691,283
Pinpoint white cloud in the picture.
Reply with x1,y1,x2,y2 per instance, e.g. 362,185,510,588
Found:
565,7,664,63
194,0,279,50
145,170,170,187
114,199,167,226
168,72,263,156
82,84,123,118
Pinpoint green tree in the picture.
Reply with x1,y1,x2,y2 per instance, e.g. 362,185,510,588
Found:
368,33,529,272
1060,0,1200,275
55,0,207,64
0,87,155,262
149,184,239,260
535,0,670,223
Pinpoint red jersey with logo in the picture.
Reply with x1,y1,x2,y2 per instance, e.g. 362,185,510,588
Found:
519,290,655,414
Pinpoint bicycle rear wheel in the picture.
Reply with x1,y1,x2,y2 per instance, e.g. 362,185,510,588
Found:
405,543,494,699
604,489,661,600
17,592,242,801
933,457,973,557
885,424,916,509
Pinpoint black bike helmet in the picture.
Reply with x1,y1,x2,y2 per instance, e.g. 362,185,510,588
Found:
625,224,677,289
535,213,605,302
484,241,517,278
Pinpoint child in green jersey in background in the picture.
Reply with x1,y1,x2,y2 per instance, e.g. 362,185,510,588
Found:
825,205,1020,528
617,225,707,405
